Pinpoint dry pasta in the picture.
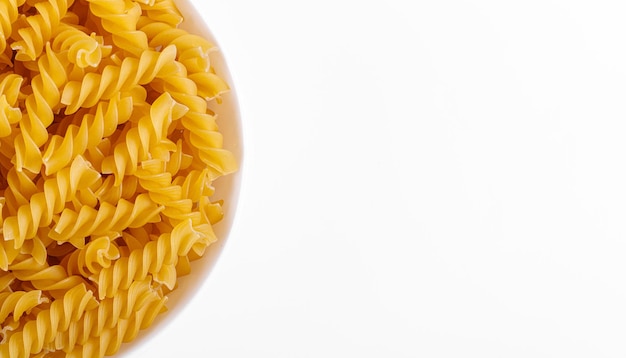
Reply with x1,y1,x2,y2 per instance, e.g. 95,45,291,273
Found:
0,0,237,356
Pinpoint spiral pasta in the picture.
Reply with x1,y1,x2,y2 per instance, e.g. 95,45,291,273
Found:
140,0,183,27
0,284,99,357
15,42,68,173
55,278,165,351
3,155,101,250
96,219,213,299
0,73,23,139
11,0,74,61
51,21,109,69
0,290,47,323
0,0,237,357
10,258,89,296
139,20,214,74
86,0,149,57
60,44,180,114
0,0,24,66
42,93,134,175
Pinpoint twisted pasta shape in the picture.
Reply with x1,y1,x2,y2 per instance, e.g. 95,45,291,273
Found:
179,169,215,202
0,0,238,355
86,0,149,56
8,234,49,267
91,173,139,206
134,97,234,187
0,272,15,292
0,284,98,357
0,194,51,270
0,0,22,61
15,43,68,173
3,155,101,250
188,70,230,101
137,92,188,152
49,193,163,246
0,239,20,272
151,71,234,177
136,165,221,225
64,235,121,278
136,168,193,222
96,219,213,299
49,278,162,354
4,168,39,210
51,21,110,69
81,302,167,356
0,319,20,346
154,59,228,104
0,73,24,139
60,44,181,114
139,20,215,74
42,93,133,175
0,73,22,105
164,138,193,175
9,258,87,296
139,0,182,26
120,228,154,253
100,92,186,185
10,0,75,61
0,290,47,323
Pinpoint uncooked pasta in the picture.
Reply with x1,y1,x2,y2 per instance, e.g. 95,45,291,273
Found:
0,0,237,356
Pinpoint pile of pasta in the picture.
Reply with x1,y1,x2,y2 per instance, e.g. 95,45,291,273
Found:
0,0,237,356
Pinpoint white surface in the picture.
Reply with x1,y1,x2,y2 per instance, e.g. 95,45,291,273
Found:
135,1,626,357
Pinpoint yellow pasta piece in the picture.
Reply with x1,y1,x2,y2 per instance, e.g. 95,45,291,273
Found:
0,284,98,356
0,0,238,356
51,21,110,69
11,0,75,61
86,0,149,57
0,290,48,323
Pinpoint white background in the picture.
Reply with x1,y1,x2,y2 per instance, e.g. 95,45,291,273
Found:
136,1,626,357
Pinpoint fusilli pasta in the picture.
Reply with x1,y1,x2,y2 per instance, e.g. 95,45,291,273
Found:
0,0,237,356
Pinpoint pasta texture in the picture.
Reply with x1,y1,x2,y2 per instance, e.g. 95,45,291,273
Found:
0,0,237,356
